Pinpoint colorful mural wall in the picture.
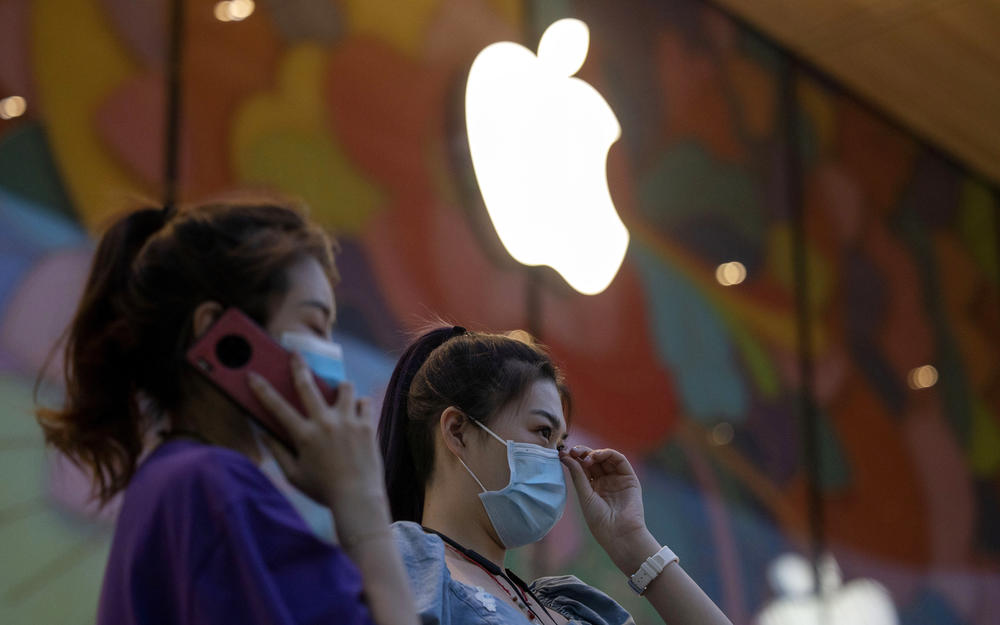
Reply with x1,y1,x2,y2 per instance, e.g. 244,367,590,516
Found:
0,0,997,623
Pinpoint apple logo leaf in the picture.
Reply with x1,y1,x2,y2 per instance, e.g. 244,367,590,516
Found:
537,17,590,77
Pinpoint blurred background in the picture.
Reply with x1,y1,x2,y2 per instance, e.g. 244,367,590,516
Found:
1,0,998,623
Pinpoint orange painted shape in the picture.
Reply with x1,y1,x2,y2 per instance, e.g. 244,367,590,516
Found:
655,28,744,162
836,99,917,216
794,374,929,565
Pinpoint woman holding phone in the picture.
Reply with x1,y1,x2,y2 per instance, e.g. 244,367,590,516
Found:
37,200,416,625
378,327,732,625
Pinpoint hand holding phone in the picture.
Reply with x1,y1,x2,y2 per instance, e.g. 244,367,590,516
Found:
247,368,386,509
185,307,340,451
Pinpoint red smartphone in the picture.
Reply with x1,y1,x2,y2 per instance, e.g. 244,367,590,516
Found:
185,307,339,452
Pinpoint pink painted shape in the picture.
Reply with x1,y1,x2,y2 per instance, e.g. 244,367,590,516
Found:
423,0,519,66
928,569,1000,624
701,4,739,53
833,542,1000,624
46,450,121,524
0,347,19,371
902,401,975,567
96,74,167,187
864,221,934,380
0,0,32,98
814,164,863,243
96,73,198,190
361,198,527,333
0,248,92,379
101,0,167,68
680,438,748,624
773,341,849,404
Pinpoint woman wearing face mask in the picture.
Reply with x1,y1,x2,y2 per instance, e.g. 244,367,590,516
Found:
37,200,416,625
377,327,732,625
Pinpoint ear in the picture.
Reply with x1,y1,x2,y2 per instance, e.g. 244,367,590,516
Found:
191,301,225,339
439,406,472,457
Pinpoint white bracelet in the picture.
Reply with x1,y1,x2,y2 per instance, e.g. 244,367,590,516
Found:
627,545,679,595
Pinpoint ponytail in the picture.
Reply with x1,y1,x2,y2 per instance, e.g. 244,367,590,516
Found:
37,207,167,503
378,326,464,523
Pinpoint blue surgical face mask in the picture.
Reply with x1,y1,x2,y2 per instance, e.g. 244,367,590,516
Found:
457,418,567,549
279,332,346,388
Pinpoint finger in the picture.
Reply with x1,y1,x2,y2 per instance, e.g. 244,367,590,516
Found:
561,453,593,498
578,448,619,474
248,372,306,443
332,381,356,417
580,448,612,474
289,352,326,419
577,449,605,475
591,448,634,477
567,446,604,480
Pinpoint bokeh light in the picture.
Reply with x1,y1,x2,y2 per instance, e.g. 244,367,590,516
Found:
715,261,747,286
711,422,735,445
907,365,938,390
0,96,27,120
214,0,254,23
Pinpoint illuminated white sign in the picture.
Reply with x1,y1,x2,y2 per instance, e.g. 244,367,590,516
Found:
465,18,629,295
756,553,899,625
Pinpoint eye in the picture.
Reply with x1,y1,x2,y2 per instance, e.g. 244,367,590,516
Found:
537,426,552,440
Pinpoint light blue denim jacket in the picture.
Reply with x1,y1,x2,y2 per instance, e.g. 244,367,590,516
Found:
393,521,635,625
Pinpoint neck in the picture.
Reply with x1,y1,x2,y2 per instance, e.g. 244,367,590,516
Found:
171,387,260,463
422,480,506,567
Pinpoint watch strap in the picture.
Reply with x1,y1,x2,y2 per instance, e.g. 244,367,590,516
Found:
628,545,679,595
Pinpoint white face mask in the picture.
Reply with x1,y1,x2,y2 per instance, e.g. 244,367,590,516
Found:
279,332,346,388
249,423,336,542
457,419,567,549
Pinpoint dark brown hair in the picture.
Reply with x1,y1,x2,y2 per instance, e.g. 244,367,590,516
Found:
377,327,565,522
37,199,338,504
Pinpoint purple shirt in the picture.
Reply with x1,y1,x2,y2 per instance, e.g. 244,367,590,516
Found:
98,439,374,625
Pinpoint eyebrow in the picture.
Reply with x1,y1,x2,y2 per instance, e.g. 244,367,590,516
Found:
298,300,335,324
531,409,569,440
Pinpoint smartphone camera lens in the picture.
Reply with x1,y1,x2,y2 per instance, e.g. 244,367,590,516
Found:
216,334,252,369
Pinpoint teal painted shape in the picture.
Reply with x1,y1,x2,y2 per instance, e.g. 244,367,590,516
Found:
0,123,77,219
640,452,725,601
631,242,749,423
638,142,764,243
722,487,794,614
0,188,87,251
0,190,87,317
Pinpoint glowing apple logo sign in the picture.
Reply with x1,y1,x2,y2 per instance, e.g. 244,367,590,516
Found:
756,553,899,625
465,19,629,296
